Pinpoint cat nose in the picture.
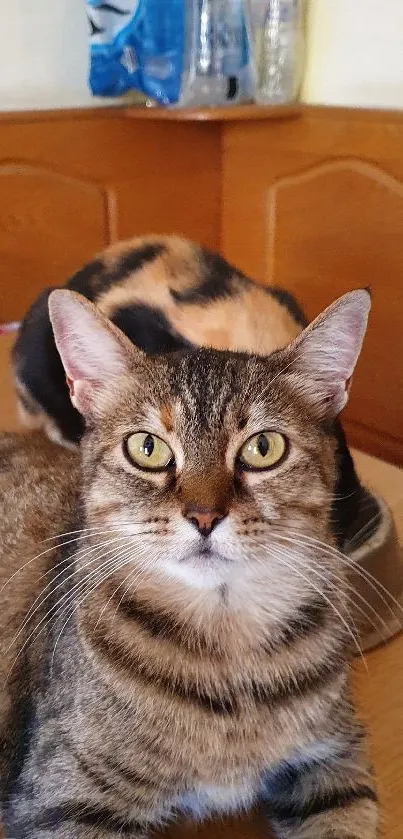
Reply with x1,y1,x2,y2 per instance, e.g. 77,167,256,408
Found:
182,505,227,538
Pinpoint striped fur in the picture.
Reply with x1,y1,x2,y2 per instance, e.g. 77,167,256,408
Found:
0,289,377,838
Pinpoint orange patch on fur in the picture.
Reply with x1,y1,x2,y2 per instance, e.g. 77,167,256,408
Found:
160,404,173,432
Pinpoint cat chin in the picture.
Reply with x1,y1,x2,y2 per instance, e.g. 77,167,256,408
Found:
160,556,233,591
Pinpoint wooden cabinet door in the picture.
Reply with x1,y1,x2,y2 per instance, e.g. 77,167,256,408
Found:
221,107,403,465
0,111,221,323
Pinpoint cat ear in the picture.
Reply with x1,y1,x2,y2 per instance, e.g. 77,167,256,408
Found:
287,289,371,418
48,289,138,417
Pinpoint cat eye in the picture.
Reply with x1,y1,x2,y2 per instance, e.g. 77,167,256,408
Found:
125,432,174,471
238,431,287,471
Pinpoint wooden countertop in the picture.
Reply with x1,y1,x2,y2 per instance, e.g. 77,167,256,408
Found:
0,103,301,125
3,103,403,126
124,103,302,122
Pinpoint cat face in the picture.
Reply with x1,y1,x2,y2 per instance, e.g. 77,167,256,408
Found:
49,289,370,612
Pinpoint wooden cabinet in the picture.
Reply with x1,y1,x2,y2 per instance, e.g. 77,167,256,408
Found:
1,104,403,839
0,108,222,322
221,107,403,465
1,104,402,464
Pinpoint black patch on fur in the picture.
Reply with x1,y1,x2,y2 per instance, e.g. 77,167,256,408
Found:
267,784,377,821
171,250,247,303
69,746,117,798
251,655,343,708
106,243,166,286
1,652,36,804
68,245,166,298
263,597,328,654
12,288,85,444
116,592,214,654
14,257,107,444
66,246,165,299
266,286,308,327
103,756,162,791
111,304,192,355
66,258,105,300
118,595,189,643
36,804,141,833
330,421,377,551
91,631,236,715
282,598,327,641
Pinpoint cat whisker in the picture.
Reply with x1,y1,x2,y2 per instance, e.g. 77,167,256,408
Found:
88,547,163,635
262,532,392,641
345,515,383,550
344,489,403,549
246,536,368,670
22,523,168,626
0,525,146,598
50,558,136,672
0,532,118,597
50,549,161,670
43,538,162,653
259,540,379,641
330,490,359,502
6,542,147,681
42,521,154,543
291,554,386,639
7,532,160,672
13,535,138,647
275,529,403,625
264,355,299,390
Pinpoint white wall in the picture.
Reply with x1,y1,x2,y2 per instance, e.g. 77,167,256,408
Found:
303,0,403,109
2,0,403,112
0,0,119,110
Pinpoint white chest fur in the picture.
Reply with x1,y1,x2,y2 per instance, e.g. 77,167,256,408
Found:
176,779,258,820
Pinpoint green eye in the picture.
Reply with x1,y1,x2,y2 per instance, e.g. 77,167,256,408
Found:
125,432,173,471
238,431,287,471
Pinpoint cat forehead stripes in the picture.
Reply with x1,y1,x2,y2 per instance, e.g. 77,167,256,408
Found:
48,287,370,429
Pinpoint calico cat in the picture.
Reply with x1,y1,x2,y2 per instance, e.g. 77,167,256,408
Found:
0,287,378,838
12,236,307,447
11,235,379,561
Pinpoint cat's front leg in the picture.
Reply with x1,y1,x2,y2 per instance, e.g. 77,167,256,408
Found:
260,728,378,838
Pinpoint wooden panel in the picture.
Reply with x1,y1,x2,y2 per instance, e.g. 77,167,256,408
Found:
0,110,221,321
222,107,403,465
0,164,110,321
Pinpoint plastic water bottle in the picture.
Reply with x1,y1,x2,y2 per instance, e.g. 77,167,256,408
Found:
180,0,254,107
255,0,304,104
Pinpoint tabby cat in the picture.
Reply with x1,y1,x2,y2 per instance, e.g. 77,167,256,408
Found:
11,235,379,558
0,287,378,838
